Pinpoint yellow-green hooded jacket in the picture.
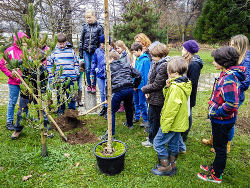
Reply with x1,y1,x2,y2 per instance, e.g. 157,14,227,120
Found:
160,76,192,133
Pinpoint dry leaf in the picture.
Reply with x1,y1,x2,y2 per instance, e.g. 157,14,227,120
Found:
0,167,4,171
64,153,70,157
75,162,80,167
22,175,32,181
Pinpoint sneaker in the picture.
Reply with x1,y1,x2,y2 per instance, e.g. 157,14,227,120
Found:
87,85,92,93
144,127,149,133
11,131,22,140
200,164,213,172
91,86,96,93
117,104,125,112
141,140,153,147
123,122,133,129
197,171,222,184
140,121,148,128
6,122,14,131
133,118,140,123
179,150,186,154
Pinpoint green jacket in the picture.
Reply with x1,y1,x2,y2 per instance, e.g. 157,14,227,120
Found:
160,76,192,133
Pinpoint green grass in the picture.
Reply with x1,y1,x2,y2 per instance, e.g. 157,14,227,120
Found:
169,50,219,74
0,89,249,187
0,71,8,84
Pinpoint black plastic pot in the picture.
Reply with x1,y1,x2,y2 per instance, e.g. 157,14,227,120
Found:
93,140,127,175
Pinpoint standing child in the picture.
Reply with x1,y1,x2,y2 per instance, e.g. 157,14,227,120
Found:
141,42,170,147
151,56,191,176
91,34,109,118
0,32,28,130
79,9,104,93
100,51,141,140
131,42,151,127
47,33,79,115
134,33,152,62
197,47,246,184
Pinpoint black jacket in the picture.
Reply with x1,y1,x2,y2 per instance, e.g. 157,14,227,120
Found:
187,55,203,108
141,57,170,107
79,22,104,58
110,59,141,93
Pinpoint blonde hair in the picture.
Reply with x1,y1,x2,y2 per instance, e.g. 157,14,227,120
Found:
182,48,193,64
134,33,152,48
150,43,169,58
115,40,133,63
230,34,249,64
167,56,188,75
85,9,96,17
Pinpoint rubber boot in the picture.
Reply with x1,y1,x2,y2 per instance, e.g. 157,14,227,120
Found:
227,141,231,153
169,155,178,175
151,159,173,176
202,134,213,145
78,90,83,106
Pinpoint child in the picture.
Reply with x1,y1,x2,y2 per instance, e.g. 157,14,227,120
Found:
79,9,104,93
197,47,246,184
47,33,79,115
151,56,191,176
134,33,152,62
115,40,133,113
0,32,28,130
91,34,109,118
100,51,141,140
131,42,151,127
202,35,250,153
141,42,170,147
179,40,203,153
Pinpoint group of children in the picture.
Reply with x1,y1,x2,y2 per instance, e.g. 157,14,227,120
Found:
0,9,249,184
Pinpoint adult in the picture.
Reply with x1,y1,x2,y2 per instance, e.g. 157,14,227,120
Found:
79,9,104,93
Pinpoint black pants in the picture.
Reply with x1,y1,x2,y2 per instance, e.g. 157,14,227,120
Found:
148,104,162,144
181,107,192,142
212,121,234,177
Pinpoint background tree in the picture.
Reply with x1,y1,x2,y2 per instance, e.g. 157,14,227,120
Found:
193,0,250,43
113,0,168,46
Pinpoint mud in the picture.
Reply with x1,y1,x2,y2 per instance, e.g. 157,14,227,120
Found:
236,117,250,134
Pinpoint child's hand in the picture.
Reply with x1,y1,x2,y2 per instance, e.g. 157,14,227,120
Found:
145,94,150,98
166,78,171,87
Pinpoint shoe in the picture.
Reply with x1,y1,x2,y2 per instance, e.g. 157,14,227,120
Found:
197,170,222,184
140,121,148,128
123,122,133,129
133,118,140,123
6,122,15,131
202,135,213,145
117,104,125,112
151,158,176,176
144,127,149,133
87,85,92,93
210,148,215,153
78,91,83,106
141,140,153,147
200,164,213,172
100,132,116,140
227,141,231,153
91,86,96,93
179,150,186,154
99,107,107,116
11,131,22,140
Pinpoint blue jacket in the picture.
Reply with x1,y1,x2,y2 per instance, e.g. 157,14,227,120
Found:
239,50,250,104
135,53,151,89
91,47,106,79
47,42,79,81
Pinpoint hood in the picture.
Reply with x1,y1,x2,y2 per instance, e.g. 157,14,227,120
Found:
192,55,203,69
139,53,150,61
13,32,28,49
224,66,246,82
171,76,192,97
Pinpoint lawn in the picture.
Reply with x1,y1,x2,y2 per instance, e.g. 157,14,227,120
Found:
0,88,249,187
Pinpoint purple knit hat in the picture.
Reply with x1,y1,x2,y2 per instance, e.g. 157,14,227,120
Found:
182,40,199,54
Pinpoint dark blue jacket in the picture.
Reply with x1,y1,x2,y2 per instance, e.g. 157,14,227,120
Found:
91,47,106,79
239,50,250,104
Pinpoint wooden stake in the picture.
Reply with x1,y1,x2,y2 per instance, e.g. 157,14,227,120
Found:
13,70,68,141
104,0,112,153
80,101,107,116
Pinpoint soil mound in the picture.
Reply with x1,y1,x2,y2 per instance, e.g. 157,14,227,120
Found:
54,109,85,132
67,127,99,145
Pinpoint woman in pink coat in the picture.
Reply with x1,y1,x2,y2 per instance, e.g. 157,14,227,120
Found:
0,32,28,130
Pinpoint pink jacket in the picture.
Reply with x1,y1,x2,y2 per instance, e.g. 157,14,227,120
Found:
0,32,28,85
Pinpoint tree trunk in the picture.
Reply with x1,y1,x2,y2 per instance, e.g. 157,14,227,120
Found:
104,0,112,153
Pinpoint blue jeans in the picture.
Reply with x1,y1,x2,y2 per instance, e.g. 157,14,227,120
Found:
83,51,96,86
97,77,107,107
57,80,76,114
153,128,181,159
111,88,134,135
14,96,49,131
7,84,20,123
133,89,148,122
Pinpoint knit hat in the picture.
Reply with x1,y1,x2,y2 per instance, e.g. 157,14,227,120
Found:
182,40,199,54
99,34,111,44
